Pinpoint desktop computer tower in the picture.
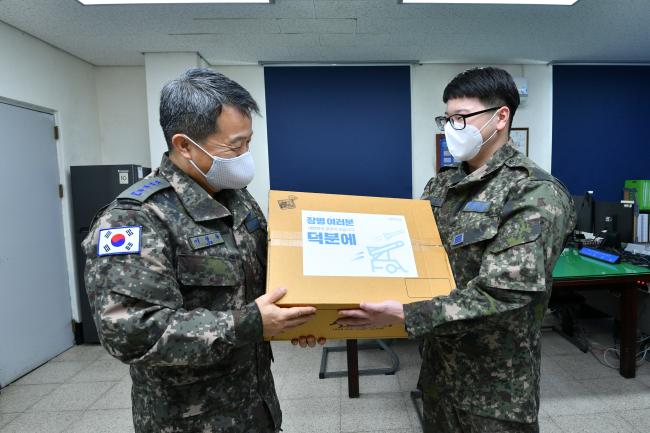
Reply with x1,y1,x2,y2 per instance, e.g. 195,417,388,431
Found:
70,164,151,344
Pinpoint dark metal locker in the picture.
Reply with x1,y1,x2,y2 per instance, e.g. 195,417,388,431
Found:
70,164,151,344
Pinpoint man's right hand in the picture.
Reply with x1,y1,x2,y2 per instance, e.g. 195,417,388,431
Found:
255,288,316,338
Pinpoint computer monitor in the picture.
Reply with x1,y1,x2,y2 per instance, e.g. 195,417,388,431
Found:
573,194,594,233
593,201,635,246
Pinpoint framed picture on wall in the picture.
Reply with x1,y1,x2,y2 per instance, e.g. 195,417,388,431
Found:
510,127,529,156
435,133,456,170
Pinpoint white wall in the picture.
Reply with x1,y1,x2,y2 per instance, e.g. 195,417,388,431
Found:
410,63,553,198
0,21,102,322
144,52,203,168
95,66,150,166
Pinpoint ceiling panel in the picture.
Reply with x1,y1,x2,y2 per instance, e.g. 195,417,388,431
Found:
0,0,648,66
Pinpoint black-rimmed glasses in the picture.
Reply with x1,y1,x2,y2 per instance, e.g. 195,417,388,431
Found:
434,107,501,131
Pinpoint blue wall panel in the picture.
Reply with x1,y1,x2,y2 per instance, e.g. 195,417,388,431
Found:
264,66,412,198
552,66,650,201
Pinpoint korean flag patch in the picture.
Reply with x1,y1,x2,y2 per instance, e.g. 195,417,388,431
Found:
97,226,142,256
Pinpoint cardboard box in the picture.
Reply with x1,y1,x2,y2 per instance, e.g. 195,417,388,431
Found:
266,190,456,340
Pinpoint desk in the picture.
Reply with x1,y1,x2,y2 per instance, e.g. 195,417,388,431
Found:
552,248,650,378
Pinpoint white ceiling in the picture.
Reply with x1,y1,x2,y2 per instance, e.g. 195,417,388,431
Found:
0,0,649,66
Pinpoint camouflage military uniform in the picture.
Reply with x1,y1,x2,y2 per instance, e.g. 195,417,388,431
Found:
82,153,280,433
404,142,576,433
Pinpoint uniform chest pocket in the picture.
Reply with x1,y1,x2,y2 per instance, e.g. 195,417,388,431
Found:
449,215,499,249
177,254,241,287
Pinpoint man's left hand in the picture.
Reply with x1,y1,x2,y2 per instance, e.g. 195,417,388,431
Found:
291,336,327,348
336,301,405,329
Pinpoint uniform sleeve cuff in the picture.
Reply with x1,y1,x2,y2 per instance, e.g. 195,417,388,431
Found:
233,302,263,344
402,302,420,338
403,300,439,339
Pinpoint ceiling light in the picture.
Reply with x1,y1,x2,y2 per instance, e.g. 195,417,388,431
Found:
399,1,578,4
78,0,272,5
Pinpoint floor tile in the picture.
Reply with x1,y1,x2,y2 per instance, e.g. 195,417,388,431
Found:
277,372,342,400
0,384,57,413
388,339,422,368
637,371,650,386
579,376,650,411
552,412,636,433
635,364,650,377
2,329,648,433
29,381,115,412
553,352,622,381
340,393,410,432
273,345,330,375
69,357,129,383
401,391,424,433
539,416,564,433
90,378,132,410
279,397,340,433
540,331,584,356
67,409,135,433
0,413,19,429
0,410,81,433
51,344,106,363
354,429,413,433
14,361,89,385
617,408,650,432
396,364,420,392
540,379,610,416
540,356,578,384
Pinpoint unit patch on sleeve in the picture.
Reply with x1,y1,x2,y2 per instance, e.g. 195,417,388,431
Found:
97,226,142,256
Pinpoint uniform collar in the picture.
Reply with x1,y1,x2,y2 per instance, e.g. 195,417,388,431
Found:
212,189,252,230
449,140,517,187
157,153,232,222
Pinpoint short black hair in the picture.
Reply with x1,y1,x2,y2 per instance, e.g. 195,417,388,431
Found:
159,68,260,150
443,67,520,131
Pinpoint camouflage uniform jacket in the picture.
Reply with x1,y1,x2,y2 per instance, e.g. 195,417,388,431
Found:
82,153,280,433
403,142,576,424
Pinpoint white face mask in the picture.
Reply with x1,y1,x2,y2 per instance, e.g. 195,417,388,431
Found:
444,110,499,162
183,135,255,191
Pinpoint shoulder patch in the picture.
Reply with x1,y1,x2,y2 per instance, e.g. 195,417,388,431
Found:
529,166,555,182
97,226,141,256
429,197,444,207
245,211,261,232
117,177,171,203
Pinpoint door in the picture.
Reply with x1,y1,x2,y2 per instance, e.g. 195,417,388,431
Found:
0,102,73,387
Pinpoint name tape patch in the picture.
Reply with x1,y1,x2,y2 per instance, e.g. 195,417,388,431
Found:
98,226,142,256
189,232,224,250
462,201,491,213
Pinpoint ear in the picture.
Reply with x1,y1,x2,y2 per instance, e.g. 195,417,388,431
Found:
171,134,193,159
495,106,511,131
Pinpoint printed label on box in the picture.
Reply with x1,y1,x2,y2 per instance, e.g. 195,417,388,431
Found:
302,210,418,278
